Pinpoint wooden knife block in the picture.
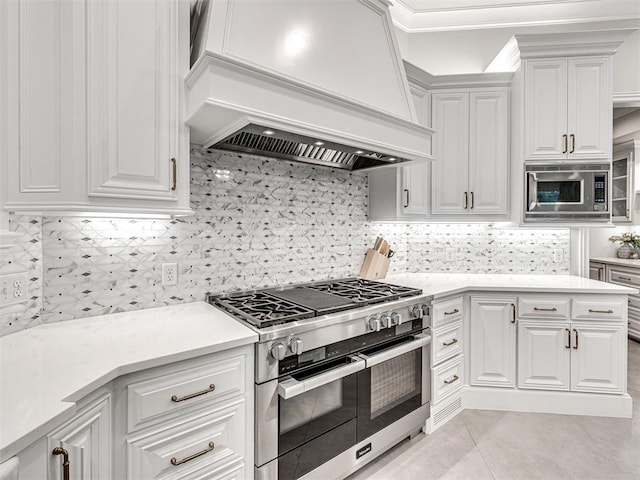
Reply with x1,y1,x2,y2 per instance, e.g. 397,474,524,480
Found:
359,248,390,280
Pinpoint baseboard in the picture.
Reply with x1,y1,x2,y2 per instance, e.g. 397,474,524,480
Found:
462,386,633,418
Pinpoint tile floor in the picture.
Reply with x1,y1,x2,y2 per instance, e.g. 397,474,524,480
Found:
347,339,640,480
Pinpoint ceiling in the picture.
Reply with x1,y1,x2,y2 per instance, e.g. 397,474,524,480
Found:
391,0,640,32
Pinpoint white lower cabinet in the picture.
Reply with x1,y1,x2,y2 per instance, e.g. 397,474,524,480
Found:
469,296,517,388
518,321,571,391
17,345,253,480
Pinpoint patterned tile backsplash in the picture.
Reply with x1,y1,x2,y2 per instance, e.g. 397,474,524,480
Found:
0,147,570,332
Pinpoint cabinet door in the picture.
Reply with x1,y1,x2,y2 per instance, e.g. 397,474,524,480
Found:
401,164,430,215
588,263,605,281
431,93,469,215
48,394,111,480
86,0,181,201
567,57,611,160
612,150,632,223
468,90,508,215
469,296,517,387
524,59,568,161
570,322,625,394
517,321,570,391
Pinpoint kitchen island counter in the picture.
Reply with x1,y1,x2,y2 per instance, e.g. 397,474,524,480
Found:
0,302,257,463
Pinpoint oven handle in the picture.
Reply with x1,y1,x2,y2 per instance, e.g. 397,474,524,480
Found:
358,333,431,368
277,356,365,400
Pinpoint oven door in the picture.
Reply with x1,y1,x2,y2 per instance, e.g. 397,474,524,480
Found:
276,355,364,480
356,332,431,442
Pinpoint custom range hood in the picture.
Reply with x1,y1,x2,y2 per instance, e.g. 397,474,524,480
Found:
187,0,434,171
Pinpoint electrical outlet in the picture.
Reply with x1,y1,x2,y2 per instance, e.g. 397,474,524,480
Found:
553,249,564,263
162,263,178,286
0,272,29,307
445,247,456,262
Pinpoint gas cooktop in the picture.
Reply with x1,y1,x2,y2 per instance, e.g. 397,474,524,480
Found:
208,278,422,328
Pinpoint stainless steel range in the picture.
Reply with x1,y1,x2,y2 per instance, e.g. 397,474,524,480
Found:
207,278,431,480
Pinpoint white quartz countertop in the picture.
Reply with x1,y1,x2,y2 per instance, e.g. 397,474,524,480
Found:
383,273,638,298
591,257,640,268
0,302,257,463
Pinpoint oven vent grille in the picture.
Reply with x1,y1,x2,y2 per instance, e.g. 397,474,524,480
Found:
429,396,463,433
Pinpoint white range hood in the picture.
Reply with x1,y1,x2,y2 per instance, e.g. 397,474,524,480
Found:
186,0,434,171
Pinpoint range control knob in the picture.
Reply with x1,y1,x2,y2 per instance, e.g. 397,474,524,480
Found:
288,337,304,355
421,304,430,316
380,314,391,328
270,342,286,360
411,305,424,319
390,312,402,326
368,316,381,332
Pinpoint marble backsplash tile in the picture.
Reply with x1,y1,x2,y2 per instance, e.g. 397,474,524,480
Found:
1,147,570,331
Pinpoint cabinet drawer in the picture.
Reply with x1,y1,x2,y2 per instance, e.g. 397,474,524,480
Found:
627,296,640,312
127,354,245,432
571,298,625,321
432,296,464,328
518,297,569,320
629,318,640,340
432,321,463,366
127,399,246,479
607,267,640,287
432,355,464,404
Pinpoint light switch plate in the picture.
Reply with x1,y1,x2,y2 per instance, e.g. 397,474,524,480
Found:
445,247,456,262
553,249,564,263
0,272,29,307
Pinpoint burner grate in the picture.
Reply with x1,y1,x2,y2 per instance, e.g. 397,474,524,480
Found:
214,292,315,327
306,278,421,305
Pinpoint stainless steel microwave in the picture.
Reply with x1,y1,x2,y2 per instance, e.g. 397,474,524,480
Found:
525,163,610,222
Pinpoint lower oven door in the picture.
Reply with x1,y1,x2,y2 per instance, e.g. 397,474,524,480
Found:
356,332,431,442
276,355,364,480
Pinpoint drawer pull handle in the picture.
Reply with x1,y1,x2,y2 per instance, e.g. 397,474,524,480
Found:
444,374,459,385
442,338,458,347
533,307,557,312
52,447,70,480
588,309,613,314
444,308,460,316
171,384,216,403
617,276,631,281
171,442,215,466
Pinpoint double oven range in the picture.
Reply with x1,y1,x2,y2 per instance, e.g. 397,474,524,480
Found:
208,278,431,480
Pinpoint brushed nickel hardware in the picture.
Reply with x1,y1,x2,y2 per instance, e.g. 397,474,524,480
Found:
171,442,215,466
573,329,578,349
588,309,613,314
52,447,70,480
171,158,177,191
617,276,631,281
442,338,458,347
444,374,459,385
562,134,568,154
533,307,557,312
171,384,216,403
470,191,474,209
511,303,516,323
403,189,410,208
444,308,459,316
570,134,575,154
565,328,571,349
464,192,468,209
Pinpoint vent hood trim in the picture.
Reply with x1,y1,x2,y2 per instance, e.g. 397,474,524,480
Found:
186,54,434,169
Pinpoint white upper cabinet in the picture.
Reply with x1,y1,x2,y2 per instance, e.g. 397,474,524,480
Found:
431,89,509,216
368,81,431,221
3,0,191,216
524,57,611,161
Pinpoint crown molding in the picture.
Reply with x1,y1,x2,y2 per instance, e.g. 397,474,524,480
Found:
390,0,640,33
515,29,636,59
613,92,640,108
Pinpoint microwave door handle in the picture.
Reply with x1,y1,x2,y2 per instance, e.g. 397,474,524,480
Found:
277,356,365,399
358,333,432,368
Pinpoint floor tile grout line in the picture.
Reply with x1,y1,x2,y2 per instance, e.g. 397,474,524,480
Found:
463,417,499,480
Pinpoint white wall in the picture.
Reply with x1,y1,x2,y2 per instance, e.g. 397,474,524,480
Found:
613,109,640,142
589,226,630,258
613,29,640,94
